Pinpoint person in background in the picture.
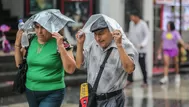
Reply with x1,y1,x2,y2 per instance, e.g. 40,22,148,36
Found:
158,21,188,84
127,9,149,87
14,9,76,107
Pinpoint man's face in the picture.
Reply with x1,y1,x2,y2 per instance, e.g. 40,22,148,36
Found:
94,28,113,49
130,15,137,22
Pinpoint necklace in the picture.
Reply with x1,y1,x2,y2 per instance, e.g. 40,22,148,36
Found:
37,43,45,54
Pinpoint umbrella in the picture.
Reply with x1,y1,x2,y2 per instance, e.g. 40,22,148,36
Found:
21,9,75,33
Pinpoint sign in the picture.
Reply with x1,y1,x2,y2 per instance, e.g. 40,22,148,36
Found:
175,0,189,6
156,0,189,5
161,5,189,30
156,0,174,5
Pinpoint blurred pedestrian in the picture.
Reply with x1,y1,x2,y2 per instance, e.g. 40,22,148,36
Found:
158,21,188,84
76,14,138,107
127,9,149,87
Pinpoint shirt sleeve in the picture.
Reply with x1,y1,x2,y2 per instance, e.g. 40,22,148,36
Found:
122,38,138,70
80,43,92,70
175,31,181,41
141,22,149,47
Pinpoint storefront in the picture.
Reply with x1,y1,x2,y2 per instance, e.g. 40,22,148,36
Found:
153,0,189,75
24,0,94,46
60,0,93,46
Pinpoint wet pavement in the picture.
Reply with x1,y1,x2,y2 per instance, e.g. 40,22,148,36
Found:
0,73,189,107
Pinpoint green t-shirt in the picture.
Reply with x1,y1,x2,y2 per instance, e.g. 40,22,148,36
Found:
25,36,65,91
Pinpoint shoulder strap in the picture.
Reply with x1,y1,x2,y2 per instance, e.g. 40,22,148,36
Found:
93,48,113,92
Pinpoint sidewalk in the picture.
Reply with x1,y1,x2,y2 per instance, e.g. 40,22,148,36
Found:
1,73,189,107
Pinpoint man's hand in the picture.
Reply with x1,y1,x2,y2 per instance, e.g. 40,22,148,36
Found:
76,30,86,45
112,30,122,47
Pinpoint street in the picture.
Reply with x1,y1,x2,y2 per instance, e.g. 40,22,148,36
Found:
1,73,189,107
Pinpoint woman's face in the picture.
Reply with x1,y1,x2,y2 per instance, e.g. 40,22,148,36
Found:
167,23,171,31
34,23,52,42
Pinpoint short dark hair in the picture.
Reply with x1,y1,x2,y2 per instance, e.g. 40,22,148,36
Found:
168,21,175,31
130,9,141,18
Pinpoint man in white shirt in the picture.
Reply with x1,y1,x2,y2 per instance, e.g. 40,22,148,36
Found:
127,10,149,87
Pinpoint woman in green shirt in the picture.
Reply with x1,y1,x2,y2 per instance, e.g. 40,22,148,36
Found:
14,9,76,107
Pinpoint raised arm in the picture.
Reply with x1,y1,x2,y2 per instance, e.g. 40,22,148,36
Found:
14,30,24,68
112,30,136,73
52,33,76,74
75,31,86,69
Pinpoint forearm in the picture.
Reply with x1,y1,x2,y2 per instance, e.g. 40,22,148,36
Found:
59,45,76,74
14,46,23,68
117,45,135,73
15,30,24,67
158,41,163,54
76,43,84,69
179,39,185,47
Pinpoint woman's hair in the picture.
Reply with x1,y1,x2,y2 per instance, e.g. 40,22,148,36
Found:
33,22,38,28
168,21,175,31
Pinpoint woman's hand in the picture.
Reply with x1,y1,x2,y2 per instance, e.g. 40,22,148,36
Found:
52,32,64,47
184,44,189,50
157,49,161,55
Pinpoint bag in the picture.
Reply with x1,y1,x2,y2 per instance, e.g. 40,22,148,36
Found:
87,83,97,107
79,83,96,107
79,48,113,107
12,59,27,94
12,36,34,94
